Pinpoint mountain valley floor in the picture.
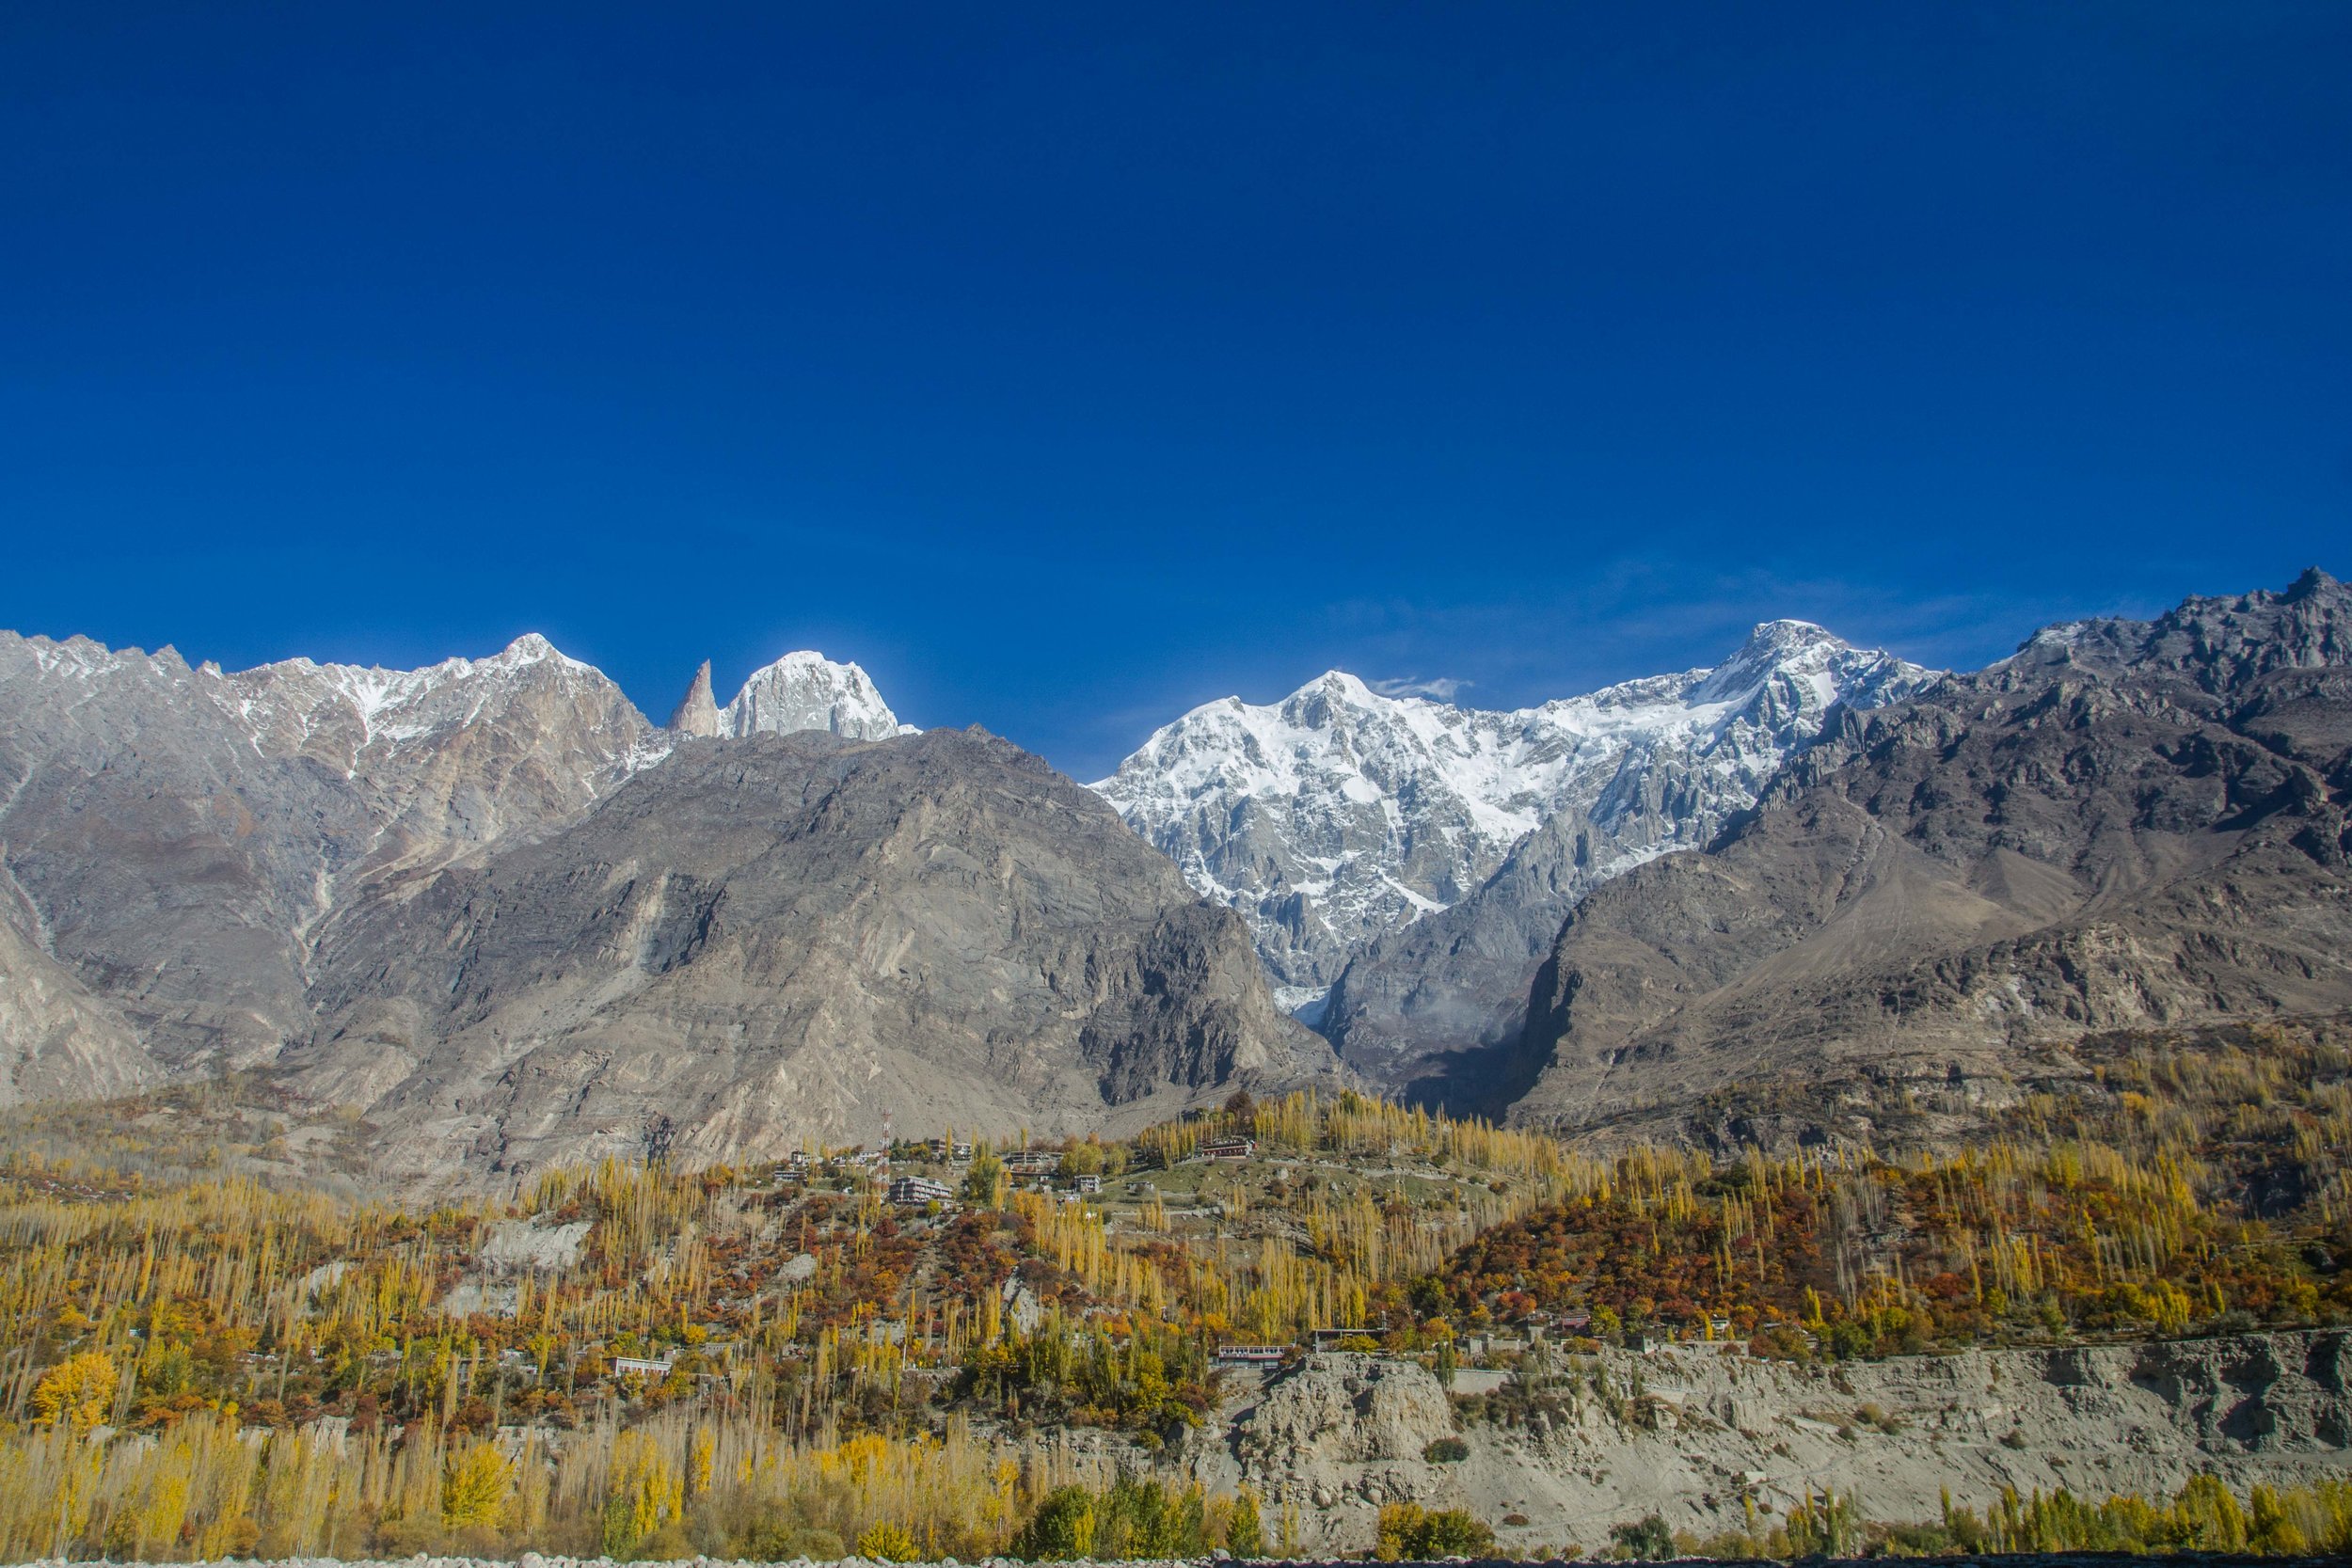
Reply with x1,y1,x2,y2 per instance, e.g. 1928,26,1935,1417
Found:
1,1018,2350,1561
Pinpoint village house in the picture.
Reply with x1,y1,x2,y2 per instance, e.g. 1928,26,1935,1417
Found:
888,1175,955,1206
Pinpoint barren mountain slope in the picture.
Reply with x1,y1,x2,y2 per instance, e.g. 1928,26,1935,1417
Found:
1509,568,2352,1135
1203,1332,2352,1556
286,727,1339,1180
0,886,153,1105
0,633,658,1071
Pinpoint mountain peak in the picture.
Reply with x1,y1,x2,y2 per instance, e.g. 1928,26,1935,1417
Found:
1685,619,1886,705
723,651,908,741
487,632,586,672
1297,669,1376,704
2285,565,2341,601
667,660,723,736
1731,618,1847,660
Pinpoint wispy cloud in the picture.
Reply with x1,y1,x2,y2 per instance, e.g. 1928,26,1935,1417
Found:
1370,674,1469,702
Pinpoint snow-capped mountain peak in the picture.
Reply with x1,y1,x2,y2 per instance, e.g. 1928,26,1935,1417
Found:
663,651,913,741
1687,619,1851,703
1092,625,1936,1006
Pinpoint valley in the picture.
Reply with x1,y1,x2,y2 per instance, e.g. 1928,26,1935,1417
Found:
1,568,2350,1561
2,1006,2350,1559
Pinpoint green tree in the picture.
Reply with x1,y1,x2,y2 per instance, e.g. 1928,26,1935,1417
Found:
1377,1502,1495,1560
1784,1490,1862,1558
441,1443,514,1529
1012,1486,1097,1560
857,1521,918,1561
1092,1477,1205,1558
1416,1509,1496,1557
962,1144,1007,1208
1610,1513,1674,1560
1226,1489,1265,1558
2169,1473,2249,1552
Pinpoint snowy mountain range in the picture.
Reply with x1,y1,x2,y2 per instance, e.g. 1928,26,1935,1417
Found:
8,574,2345,1164
1090,622,1938,1065
4,615,1927,1115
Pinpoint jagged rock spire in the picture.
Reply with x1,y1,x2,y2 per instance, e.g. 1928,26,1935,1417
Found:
667,659,723,737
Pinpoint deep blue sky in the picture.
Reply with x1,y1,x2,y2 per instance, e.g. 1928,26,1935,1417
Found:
5,4,2347,778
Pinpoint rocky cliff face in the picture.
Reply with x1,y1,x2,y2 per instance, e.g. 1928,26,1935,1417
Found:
208,634,665,858
1510,569,2352,1136
1189,1332,2352,1555
0,634,928,1090
286,727,1336,1180
666,660,724,737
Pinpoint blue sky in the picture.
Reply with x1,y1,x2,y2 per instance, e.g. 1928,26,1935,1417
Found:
5,3,2347,779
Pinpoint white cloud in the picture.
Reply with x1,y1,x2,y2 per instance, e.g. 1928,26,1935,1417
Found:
1369,674,1469,702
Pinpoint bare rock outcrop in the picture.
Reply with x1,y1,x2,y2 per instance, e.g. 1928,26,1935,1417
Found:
665,659,724,737
0,883,154,1104
1206,1333,2352,1556
1239,1354,1458,1469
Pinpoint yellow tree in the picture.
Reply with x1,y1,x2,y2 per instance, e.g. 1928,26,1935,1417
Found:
32,1352,118,1433
440,1443,514,1530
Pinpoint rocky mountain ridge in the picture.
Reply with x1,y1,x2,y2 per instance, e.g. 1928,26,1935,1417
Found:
8,569,2345,1157
0,630,660,1085
1508,567,2352,1137
287,726,1331,1180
